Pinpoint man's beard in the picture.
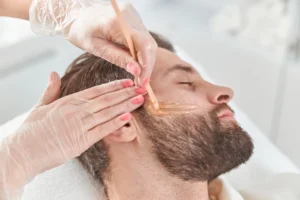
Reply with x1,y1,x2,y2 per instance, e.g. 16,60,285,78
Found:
135,103,254,182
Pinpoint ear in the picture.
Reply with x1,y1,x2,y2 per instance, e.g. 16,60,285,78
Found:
106,121,137,143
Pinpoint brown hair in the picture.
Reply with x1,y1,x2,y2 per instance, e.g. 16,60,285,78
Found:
59,32,174,184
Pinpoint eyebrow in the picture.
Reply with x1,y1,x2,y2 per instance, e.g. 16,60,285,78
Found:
163,64,194,77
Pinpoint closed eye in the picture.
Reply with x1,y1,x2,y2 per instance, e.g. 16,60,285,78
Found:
178,82,193,85
178,81,196,91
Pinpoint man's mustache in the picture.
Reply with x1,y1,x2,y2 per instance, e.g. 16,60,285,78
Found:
210,103,235,118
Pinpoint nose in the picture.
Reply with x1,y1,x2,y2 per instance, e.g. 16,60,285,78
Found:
207,84,234,105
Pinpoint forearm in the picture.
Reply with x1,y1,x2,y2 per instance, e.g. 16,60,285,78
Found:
0,0,32,20
0,138,28,200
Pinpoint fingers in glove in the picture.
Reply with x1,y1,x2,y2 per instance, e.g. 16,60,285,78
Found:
133,32,158,86
90,38,141,76
87,86,147,113
39,72,61,106
88,94,144,130
88,112,132,145
76,79,134,100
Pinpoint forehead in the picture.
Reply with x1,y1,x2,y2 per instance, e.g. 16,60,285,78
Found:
151,48,198,80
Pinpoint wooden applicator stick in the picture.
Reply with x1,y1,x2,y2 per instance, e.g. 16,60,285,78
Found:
110,0,160,110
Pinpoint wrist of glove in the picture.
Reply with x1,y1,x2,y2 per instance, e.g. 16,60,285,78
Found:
29,0,90,36
0,131,34,200
0,123,51,188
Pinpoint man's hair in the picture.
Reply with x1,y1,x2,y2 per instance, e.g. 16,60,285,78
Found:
59,32,174,184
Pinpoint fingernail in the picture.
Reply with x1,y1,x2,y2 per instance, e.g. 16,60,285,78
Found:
122,80,134,88
135,87,148,94
131,95,144,104
120,113,132,121
126,63,139,76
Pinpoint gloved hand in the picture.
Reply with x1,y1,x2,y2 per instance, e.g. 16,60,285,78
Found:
0,72,146,200
29,0,157,86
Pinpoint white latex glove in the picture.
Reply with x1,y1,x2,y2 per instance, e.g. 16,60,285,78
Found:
29,0,157,86
0,72,146,200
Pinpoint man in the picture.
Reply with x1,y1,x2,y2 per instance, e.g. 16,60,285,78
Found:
59,32,254,200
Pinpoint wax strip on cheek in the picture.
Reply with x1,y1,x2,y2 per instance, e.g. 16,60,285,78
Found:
144,100,199,116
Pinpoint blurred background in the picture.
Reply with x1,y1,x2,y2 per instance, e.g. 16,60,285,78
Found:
0,0,299,167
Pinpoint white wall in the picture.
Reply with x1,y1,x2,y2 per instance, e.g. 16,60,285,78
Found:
277,65,300,167
0,37,83,124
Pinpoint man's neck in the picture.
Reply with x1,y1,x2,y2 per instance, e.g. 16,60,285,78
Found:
104,144,209,200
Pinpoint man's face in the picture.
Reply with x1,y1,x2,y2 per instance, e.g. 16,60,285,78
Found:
134,48,253,181
150,48,232,110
